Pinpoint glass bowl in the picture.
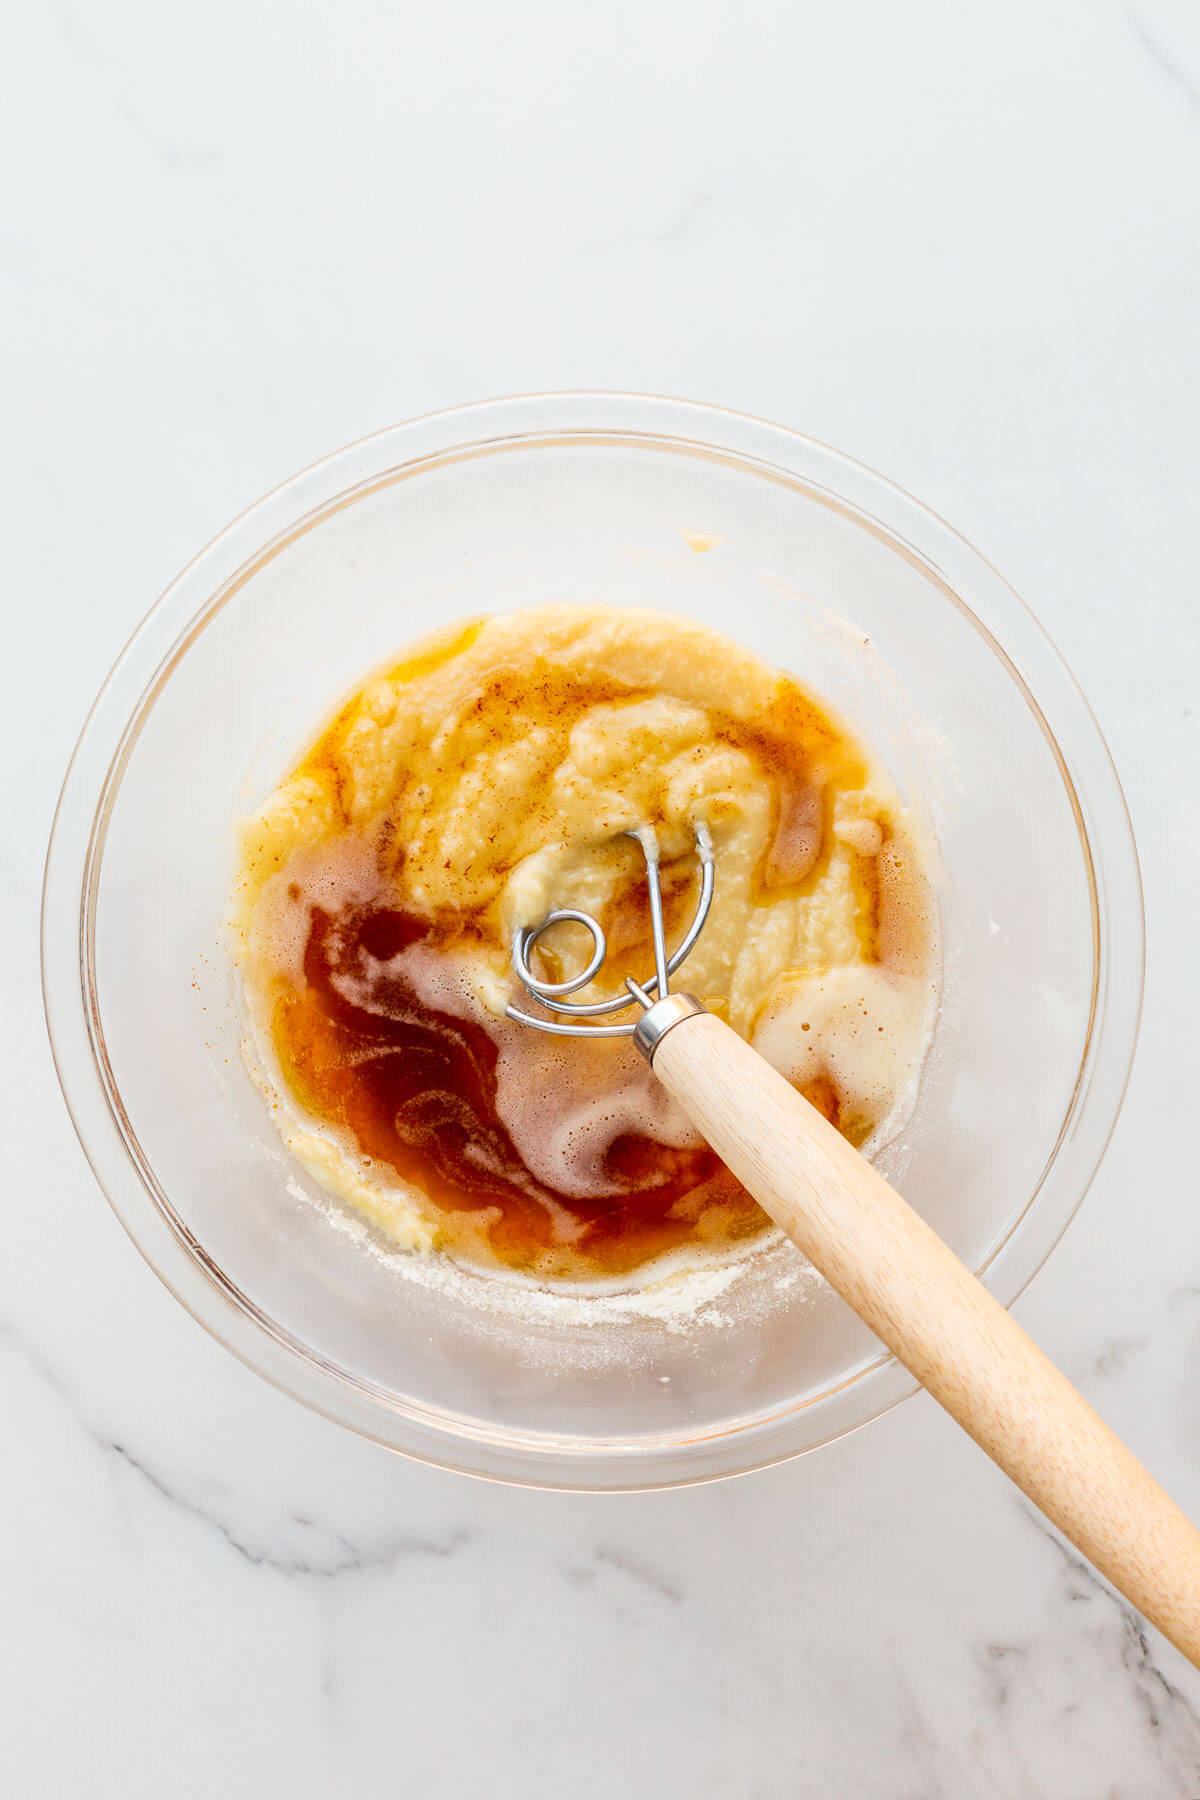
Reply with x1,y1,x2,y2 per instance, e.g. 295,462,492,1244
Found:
42,393,1143,1488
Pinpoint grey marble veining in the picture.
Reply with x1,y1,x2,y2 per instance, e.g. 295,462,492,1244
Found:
5,0,1200,1793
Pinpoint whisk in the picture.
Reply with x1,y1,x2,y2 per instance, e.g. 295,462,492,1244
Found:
509,822,1200,1669
506,821,715,1039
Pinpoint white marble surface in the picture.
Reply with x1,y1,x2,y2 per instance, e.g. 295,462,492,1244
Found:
6,1,1200,1792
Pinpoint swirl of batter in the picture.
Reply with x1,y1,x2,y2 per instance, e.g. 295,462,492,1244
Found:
231,605,938,1282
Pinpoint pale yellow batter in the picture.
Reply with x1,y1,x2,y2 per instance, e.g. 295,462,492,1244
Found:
232,605,939,1280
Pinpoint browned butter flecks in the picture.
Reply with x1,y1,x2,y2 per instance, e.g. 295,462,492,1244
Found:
232,606,938,1283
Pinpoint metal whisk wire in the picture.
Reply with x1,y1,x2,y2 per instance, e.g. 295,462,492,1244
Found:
505,822,714,1038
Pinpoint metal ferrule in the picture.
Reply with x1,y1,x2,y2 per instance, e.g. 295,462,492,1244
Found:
632,992,706,1063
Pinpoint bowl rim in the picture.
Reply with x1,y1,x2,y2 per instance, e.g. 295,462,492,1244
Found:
41,390,1145,1489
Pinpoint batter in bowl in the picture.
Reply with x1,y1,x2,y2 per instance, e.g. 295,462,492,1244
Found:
230,605,939,1282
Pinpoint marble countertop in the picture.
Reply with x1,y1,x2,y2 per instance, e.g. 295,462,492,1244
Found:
6,1,1200,1792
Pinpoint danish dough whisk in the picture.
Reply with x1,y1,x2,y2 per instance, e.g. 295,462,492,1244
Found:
507,819,1200,1669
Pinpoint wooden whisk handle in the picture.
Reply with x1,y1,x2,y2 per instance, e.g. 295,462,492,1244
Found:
650,1009,1200,1668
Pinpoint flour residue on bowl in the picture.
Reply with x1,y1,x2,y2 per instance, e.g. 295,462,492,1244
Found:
284,1159,798,1336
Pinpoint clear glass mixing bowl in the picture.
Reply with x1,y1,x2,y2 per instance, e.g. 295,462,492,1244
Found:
42,394,1143,1488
